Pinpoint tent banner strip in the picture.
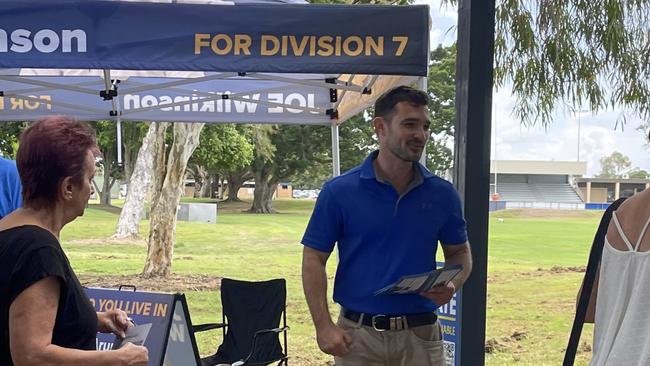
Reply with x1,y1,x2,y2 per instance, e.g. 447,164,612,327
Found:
0,76,332,124
0,1,429,76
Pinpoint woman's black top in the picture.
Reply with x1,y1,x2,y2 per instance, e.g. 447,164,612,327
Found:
0,225,97,365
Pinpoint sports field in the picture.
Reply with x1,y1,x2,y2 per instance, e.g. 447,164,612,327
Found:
61,199,602,365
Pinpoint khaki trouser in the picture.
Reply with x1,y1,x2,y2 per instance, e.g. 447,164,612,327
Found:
334,313,447,366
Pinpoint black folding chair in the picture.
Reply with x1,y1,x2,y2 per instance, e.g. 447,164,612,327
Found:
194,278,289,366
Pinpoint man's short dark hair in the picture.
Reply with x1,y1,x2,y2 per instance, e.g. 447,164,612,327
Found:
373,85,429,119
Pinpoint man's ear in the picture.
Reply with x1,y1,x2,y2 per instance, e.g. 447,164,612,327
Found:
373,117,386,138
59,176,74,202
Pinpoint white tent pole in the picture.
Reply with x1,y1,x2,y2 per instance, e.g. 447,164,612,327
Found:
331,122,340,177
418,32,430,167
10,79,106,95
120,72,234,94
104,69,123,165
249,73,365,93
418,75,428,167
116,96,123,165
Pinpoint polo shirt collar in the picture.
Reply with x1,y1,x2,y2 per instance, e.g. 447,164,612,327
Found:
359,150,435,180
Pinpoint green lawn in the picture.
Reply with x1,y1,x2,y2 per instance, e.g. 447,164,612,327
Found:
61,200,601,365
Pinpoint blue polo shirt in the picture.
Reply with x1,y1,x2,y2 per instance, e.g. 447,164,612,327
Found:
301,151,467,315
0,157,21,219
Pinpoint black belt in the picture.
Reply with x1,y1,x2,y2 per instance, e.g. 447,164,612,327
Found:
342,308,437,331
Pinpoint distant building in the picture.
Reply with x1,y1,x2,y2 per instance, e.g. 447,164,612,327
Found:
490,160,586,209
576,178,650,203
237,182,293,200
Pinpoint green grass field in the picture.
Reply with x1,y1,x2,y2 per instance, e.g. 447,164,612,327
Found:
59,199,602,365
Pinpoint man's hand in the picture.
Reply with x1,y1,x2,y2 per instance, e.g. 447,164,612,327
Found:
98,309,133,338
420,281,456,306
316,322,353,357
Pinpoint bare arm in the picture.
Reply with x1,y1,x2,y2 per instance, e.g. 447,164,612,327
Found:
577,264,600,323
420,242,472,306
302,246,336,330
441,242,473,290
9,277,148,366
302,246,351,356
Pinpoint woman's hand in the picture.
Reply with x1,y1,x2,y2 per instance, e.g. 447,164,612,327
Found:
116,343,149,366
97,309,133,338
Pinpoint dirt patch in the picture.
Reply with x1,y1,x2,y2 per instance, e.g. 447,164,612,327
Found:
78,273,222,292
547,265,586,273
485,330,528,353
212,199,252,214
67,237,146,246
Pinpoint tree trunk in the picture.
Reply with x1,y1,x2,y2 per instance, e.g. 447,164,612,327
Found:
122,124,142,185
225,169,251,202
247,167,278,213
218,176,225,199
211,174,221,199
99,159,114,206
192,165,209,198
113,122,167,240
142,122,204,277
202,172,215,198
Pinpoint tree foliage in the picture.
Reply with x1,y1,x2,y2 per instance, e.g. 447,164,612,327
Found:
596,151,632,178
0,122,28,158
247,124,331,212
290,114,377,189
441,0,650,126
627,167,649,179
426,44,456,176
190,124,253,174
188,124,254,197
495,0,650,126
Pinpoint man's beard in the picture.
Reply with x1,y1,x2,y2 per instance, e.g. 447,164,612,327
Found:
388,141,424,162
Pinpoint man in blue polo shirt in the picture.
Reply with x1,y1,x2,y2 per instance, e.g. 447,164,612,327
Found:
301,86,472,366
0,157,22,219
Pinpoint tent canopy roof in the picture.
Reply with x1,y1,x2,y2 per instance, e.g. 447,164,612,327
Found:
0,0,429,124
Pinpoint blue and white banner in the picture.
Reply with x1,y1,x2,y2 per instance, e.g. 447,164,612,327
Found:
0,1,429,76
0,75,333,123
437,262,461,366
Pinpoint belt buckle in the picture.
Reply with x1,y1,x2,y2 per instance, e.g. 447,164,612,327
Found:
371,314,387,332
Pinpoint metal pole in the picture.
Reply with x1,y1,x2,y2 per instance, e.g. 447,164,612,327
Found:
116,97,123,165
454,0,496,364
577,112,581,162
493,103,498,195
331,123,340,177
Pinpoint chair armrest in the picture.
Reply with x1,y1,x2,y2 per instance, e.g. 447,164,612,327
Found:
253,326,289,336
192,322,227,333
239,326,290,365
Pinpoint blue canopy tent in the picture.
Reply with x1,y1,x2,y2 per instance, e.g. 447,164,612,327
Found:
0,0,429,174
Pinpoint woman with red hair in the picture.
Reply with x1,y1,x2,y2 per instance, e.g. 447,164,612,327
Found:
0,116,148,366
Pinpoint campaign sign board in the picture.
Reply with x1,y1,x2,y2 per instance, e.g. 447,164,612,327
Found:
436,262,461,366
85,288,200,366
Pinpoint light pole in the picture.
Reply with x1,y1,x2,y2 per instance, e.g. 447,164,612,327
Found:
573,107,588,162
577,112,581,162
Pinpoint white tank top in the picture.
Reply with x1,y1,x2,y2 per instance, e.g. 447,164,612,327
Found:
591,211,650,366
